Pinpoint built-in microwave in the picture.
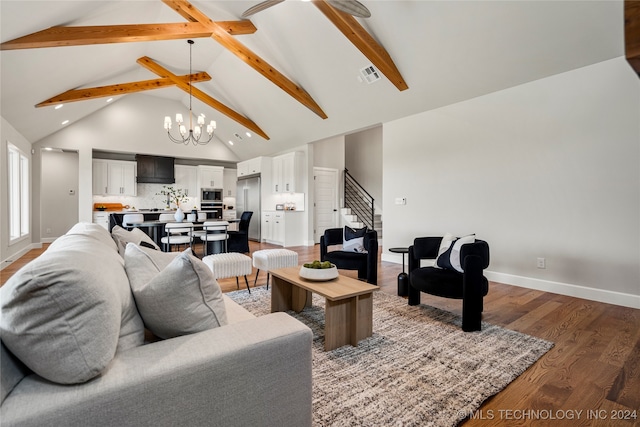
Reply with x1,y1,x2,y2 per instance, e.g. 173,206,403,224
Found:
201,188,222,202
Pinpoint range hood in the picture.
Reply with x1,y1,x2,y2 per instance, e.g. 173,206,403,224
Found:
136,155,175,184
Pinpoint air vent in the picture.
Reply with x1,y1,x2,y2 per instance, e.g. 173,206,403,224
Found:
360,65,381,84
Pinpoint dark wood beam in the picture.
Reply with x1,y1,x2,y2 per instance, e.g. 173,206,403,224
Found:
137,56,270,140
35,72,211,107
626,0,640,76
0,21,257,50
312,0,408,91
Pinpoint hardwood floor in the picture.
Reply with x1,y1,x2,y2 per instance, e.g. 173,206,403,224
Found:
2,241,639,426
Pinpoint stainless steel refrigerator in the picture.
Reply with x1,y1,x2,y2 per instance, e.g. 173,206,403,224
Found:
236,175,261,241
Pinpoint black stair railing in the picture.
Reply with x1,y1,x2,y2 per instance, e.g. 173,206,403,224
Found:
344,169,375,230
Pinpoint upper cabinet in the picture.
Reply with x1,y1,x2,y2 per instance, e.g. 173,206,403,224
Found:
272,152,303,193
198,166,224,189
92,159,137,196
237,157,262,177
174,165,198,197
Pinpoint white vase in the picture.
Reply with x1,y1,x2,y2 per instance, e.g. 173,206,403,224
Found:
174,207,184,222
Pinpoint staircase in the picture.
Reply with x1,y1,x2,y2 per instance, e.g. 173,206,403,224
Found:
342,169,382,239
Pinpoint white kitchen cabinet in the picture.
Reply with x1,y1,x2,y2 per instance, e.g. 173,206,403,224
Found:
198,165,224,189
92,212,110,230
92,159,136,196
261,210,304,247
272,152,303,193
237,157,263,177
174,165,198,197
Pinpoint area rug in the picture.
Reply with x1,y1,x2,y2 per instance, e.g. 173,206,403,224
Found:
226,287,553,427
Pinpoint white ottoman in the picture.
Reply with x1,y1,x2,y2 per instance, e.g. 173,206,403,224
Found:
252,249,299,289
203,253,253,293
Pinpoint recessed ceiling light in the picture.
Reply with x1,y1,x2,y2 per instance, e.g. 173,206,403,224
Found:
245,132,252,138
61,120,69,125
106,98,113,103
54,104,63,110
44,147,53,151
228,140,234,146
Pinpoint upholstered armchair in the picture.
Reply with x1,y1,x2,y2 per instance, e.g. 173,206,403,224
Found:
320,227,378,285
407,236,490,331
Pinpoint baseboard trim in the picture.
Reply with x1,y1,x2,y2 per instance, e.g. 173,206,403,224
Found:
1,243,43,271
381,254,640,309
485,271,640,309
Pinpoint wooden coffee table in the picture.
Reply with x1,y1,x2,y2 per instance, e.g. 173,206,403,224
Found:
270,267,379,351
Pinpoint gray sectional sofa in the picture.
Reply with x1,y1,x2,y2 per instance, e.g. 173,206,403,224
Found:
1,223,313,426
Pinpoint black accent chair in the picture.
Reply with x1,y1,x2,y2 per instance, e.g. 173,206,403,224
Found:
227,211,253,253
408,237,490,331
320,228,378,285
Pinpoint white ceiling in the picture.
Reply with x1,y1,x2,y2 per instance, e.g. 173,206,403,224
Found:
0,0,624,157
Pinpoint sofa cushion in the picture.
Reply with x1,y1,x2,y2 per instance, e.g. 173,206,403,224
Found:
111,225,160,255
0,233,144,384
124,244,228,339
65,221,118,251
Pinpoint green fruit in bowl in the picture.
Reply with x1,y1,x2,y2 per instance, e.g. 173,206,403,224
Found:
303,260,333,269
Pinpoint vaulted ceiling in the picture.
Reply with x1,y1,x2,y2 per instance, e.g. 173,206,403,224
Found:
0,0,627,158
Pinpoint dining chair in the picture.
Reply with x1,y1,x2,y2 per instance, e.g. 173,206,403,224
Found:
122,213,144,230
161,222,194,252
199,221,229,256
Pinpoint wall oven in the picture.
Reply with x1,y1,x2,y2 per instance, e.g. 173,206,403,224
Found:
201,188,223,202
200,203,222,218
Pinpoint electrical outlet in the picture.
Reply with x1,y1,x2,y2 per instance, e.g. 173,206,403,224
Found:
537,257,546,269
46,228,52,234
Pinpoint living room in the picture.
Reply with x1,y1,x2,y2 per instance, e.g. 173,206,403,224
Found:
1,1,639,426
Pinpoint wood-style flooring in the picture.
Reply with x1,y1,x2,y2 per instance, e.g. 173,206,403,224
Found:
1,240,639,426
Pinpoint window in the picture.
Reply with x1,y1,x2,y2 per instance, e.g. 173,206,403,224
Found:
8,143,29,241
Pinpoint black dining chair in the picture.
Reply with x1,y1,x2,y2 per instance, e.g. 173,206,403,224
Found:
227,211,253,253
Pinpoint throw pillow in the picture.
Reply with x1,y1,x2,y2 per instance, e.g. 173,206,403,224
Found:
433,233,455,269
0,233,144,384
124,245,228,339
343,226,367,252
436,234,476,273
112,225,160,256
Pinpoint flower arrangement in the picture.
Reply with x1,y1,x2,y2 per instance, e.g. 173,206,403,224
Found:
156,186,188,209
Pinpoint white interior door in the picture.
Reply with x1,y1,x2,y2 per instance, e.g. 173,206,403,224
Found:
314,167,339,243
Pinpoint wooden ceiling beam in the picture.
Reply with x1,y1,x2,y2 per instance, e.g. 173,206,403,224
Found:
626,0,640,76
312,0,408,91
0,21,256,50
162,0,328,119
137,56,270,140
35,72,211,107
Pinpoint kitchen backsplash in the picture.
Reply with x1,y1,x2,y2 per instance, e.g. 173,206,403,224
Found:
272,193,305,211
93,183,200,210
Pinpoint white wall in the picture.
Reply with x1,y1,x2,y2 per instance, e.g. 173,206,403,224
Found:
382,57,640,308
345,126,383,213
1,117,35,268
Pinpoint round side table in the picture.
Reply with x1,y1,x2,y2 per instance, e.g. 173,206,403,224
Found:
389,247,409,297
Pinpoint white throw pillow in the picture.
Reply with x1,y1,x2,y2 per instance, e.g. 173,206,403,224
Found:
434,233,455,269
343,226,367,252
436,234,476,272
124,245,228,339
112,225,160,256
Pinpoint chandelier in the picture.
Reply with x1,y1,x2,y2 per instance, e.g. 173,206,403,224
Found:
164,40,216,145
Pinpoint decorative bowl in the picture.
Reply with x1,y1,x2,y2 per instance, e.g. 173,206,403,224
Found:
299,264,338,281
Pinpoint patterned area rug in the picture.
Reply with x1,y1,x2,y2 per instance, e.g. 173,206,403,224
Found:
226,286,553,427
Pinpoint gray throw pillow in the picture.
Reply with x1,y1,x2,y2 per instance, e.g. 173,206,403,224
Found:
124,245,228,339
0,233,144,384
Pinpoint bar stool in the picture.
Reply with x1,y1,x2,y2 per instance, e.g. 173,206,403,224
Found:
199,221,229,256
